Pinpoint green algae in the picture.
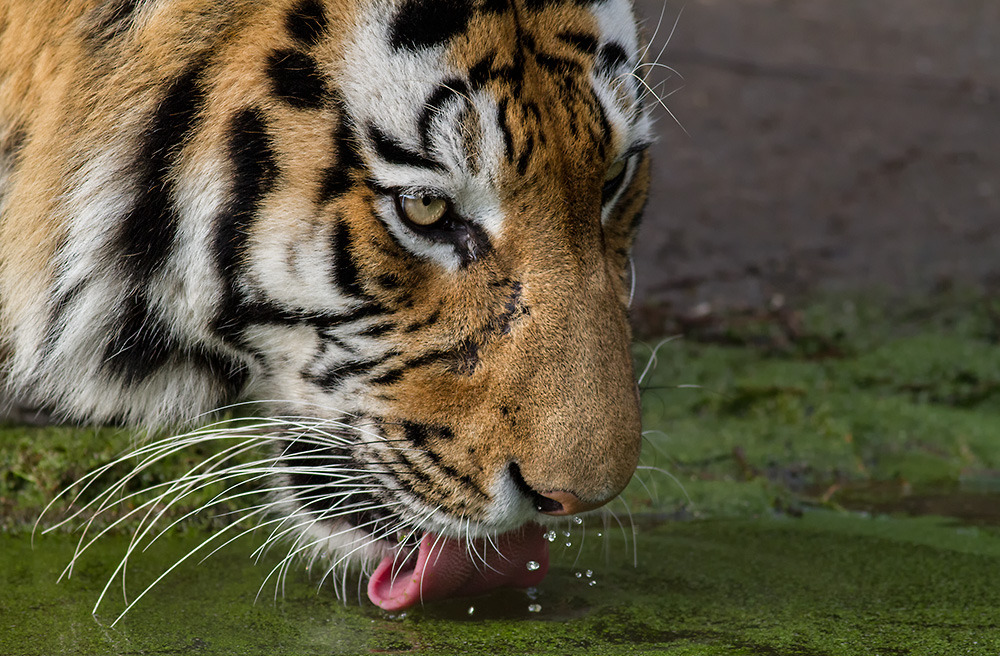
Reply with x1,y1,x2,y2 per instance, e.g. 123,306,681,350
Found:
3,293,1000,655
3,512,999,655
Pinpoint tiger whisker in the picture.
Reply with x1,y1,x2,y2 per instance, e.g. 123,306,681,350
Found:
419,529,449,606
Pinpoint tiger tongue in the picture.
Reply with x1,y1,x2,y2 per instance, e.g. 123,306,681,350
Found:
367,523,549,611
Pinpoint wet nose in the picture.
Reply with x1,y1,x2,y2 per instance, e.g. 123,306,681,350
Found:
509,463,625,516
534,489,607,516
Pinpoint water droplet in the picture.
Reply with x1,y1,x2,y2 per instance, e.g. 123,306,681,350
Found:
574,571,582,578
572,516,583,525
526,587,539,600
585,569,593,578
467,606,475,616
544,530,557,542
565,541,572,548
528,604,542,613
597,532,603,537
589,580,597,586
526,560,540,572
562,530,571,538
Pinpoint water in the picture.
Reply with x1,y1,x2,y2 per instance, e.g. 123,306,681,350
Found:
526,560,540,571
4,511,999,654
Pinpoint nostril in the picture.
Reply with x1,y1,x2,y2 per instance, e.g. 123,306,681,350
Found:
534,493,564,514
532,490,605,516
507,463,607,515
508,462,564,513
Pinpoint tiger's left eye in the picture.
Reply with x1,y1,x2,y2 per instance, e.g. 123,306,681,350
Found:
397,194,449,227
602,159,628,204
604,159,626,183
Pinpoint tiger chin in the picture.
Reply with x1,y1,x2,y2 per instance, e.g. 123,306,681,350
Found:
0,0,652,612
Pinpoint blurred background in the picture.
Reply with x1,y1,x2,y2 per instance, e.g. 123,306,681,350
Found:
630,0,999,331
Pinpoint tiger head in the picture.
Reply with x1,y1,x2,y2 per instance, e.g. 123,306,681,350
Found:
0,0,651,610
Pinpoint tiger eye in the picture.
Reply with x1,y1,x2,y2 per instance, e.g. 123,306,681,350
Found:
400,194,448,226
604,159,626,183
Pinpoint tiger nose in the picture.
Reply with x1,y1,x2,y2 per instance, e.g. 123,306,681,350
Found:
509,463,615,516
534,490,607,516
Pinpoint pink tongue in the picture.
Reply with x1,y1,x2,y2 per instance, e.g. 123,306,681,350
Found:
367,523,549,611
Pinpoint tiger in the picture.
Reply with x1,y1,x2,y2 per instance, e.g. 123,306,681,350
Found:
0,0,652,611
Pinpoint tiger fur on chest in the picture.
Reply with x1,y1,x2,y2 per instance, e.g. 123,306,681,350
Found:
0,0,652,610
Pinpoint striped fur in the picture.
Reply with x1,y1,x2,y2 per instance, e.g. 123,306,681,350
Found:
1,0,651,575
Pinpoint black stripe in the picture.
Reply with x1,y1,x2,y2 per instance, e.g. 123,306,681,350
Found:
42,280,87,357
308,356,387,391
0,125,26,168
213,108,279,340
119,61,205,280
103,293,176,385
487,281,525,336
360,322,395,338
390,0,474,51
557,31,598,57
397,346,449,370
101,291,249,394
319,166,351,204
237,299,387,330
370,368,403,386
367,124,444,171
332,94,364,170
496,97,513,162
285,0,328,47
319,102,364,203
370,347,451,385
469,53,525,91
480,0,508,12
267,49,326,109
597,42,629,76
468,55,495,91
396,452,438,494
330,218,368,298
535,52,583,75
394,426,488,500
375,272,403,290
191,347,250,400
516,133,534,175
417,78,469,152
592,87,613,158
401,421,431,447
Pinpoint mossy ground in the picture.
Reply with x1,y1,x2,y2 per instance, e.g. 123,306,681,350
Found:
2,293,999,655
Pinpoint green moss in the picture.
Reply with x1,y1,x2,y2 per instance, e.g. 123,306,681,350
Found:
4,512,999,655
3,293,1000,654
633,293,1000,517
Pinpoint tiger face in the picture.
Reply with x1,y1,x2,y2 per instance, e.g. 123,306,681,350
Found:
0,0,651,610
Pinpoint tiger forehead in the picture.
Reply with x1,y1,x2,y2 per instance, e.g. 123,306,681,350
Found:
339,0,640,186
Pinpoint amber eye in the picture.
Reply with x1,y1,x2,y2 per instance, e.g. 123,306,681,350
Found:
397,193,449,227
602,159,628,204
604,159,626,183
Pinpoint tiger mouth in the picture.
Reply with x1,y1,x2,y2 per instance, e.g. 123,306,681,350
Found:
297,484,549,610
367,523,549,611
